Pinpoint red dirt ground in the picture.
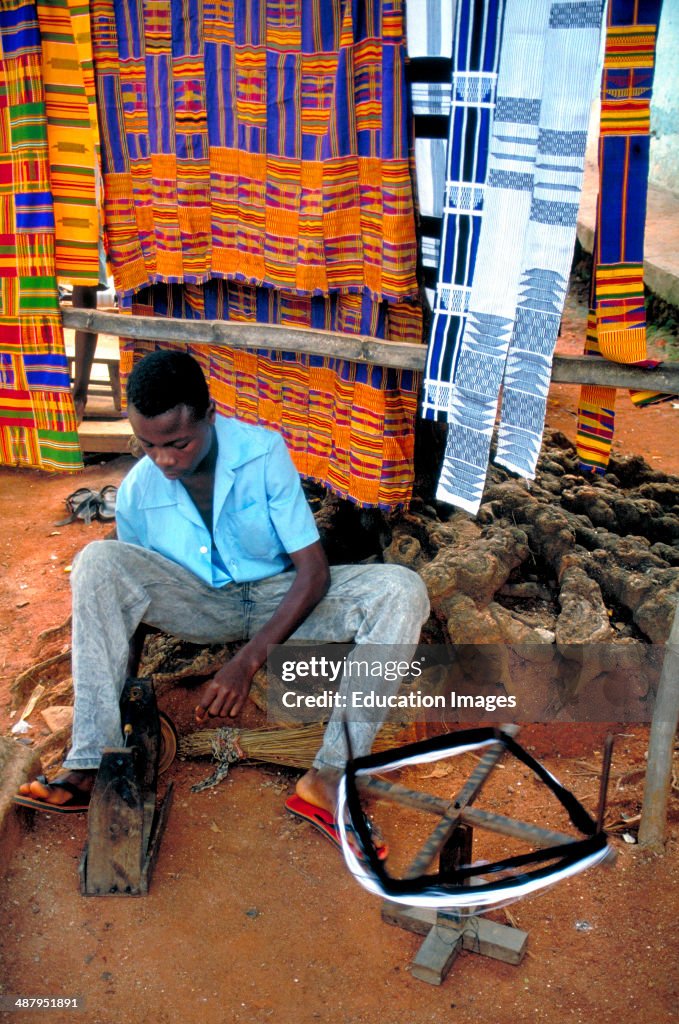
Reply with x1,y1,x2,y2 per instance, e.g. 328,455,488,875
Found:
0,293,677,1024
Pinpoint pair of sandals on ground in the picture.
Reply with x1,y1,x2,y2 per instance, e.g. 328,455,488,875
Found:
15,774,388,861
56,485,117,526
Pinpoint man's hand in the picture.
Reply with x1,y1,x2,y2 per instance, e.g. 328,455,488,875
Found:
195,653,256,722
195,541,330,725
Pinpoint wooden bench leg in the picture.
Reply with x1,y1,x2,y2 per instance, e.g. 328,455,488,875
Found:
107,361,122,412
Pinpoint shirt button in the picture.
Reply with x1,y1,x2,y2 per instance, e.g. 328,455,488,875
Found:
199,545,208,554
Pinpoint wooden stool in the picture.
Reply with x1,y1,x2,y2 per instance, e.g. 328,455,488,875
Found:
68,355,122,412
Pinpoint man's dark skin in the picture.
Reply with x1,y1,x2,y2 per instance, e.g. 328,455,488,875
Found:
20,400,341,812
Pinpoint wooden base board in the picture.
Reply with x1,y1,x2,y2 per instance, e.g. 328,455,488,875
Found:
382,903,528,985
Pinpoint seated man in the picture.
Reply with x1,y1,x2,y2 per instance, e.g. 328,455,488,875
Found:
18,350,430,838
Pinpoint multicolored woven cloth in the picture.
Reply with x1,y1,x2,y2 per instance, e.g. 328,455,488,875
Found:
0,0,81,471
420,0,505,420
37,0,101,286
92,0,419,303
576,0,665,473
93,0,422,508
120,281,421,508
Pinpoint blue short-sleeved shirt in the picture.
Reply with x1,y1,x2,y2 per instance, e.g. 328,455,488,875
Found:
115,415,320,587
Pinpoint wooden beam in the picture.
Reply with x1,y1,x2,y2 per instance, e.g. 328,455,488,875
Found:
62,307,679,393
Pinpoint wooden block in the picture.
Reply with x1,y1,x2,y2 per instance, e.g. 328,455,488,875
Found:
381,902,435,937
78,417,132,454
411,925,463,985
461,917,528,965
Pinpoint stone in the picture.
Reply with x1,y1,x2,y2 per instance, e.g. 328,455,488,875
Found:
419,526,529,610
40,705,73,733
555,566,614,645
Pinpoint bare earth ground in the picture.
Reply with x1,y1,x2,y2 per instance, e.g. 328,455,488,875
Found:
0,291,677,1024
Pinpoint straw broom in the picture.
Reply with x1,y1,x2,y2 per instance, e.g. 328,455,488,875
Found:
180,721,414,791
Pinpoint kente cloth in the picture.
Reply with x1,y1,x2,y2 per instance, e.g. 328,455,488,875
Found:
119,281,421,509
436,0,604,514
0,0,81,471
420,0,505,419
576,0,665,473
93,0,422,509
36,0,101,286
495,1,604,478
404,0,455,306
91,0,419,303
435,0,552,513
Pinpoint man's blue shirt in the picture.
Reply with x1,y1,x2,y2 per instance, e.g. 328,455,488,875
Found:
115,415,320,587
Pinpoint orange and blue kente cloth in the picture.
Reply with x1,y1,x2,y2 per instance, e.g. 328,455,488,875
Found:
0,0,81,471
92,0,422,509
576,0,668,473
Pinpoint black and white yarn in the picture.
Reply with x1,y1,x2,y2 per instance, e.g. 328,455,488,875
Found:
336,727,611,911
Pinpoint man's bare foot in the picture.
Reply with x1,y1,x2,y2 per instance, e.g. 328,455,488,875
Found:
295,767,341,815
290,769,389,861
17,769,96,808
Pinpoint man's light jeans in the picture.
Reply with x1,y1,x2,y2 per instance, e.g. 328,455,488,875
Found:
64,541,430,772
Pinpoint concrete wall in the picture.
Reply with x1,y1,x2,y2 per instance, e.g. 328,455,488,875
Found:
650,1,679,196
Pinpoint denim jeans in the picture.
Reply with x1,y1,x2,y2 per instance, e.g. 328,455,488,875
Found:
64,541,430,771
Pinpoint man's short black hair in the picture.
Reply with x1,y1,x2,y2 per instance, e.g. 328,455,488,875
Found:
126,350,211,420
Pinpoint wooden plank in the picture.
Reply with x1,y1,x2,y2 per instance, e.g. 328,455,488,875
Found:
81,748,144,896
359,776,451,816
405,808,465,878
62,308,426,373
460,918,527,965
381,902,436,937
62,307,679,392
77,417,132,454
460,806,578,849
449,728,517,815
411,925,463,985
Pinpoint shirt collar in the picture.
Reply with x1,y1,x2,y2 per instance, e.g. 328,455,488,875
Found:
136,414,269,512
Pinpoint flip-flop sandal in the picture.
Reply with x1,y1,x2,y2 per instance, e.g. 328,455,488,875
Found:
285,794,389,862
96,484,117,521
14,774,91,815
55,487,100,526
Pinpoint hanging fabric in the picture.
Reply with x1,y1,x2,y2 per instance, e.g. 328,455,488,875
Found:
420,0,505,420
37,0,102,286
434,0,551,512
436,0,604,514
494,1,605,478
404,0,456,308
0,1,81,471
91,0,422,509
576,0,666,473
124,280,421,508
